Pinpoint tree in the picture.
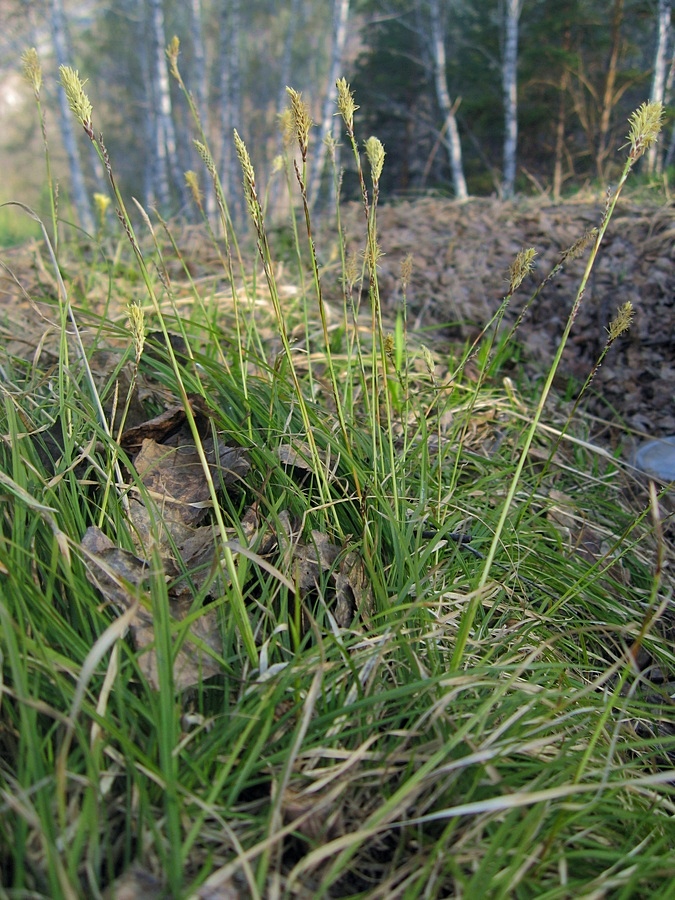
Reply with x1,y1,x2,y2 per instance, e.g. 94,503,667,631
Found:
186,0,216,219
146,0,184,211
501,0,521,198
51,0,94,232
646,0,671,174
216,0,244,223
308,0,350,209
428,0,467,199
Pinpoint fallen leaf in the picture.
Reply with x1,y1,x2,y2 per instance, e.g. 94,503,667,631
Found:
81,525,224,690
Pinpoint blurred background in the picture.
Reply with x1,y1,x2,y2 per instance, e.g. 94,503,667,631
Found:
0,0,672,244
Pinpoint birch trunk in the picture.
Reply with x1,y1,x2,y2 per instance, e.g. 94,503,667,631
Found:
428,0,467,200
271,0,303,215
308,0,350,209
501,0,521,198
51,0,94,232
148,0,183,211
217,0,244,223
646,0,672,174
187,0,216,218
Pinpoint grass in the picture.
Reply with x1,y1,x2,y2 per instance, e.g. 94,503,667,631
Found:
0,50,673,899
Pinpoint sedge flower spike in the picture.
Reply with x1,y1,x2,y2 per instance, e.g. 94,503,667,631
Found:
627,101,664,162
607,301,634,343
59,65,93,137
336,78,358,131
166,36,180,80
365,136,386,185
21,47,42,96
286,87,312,158
508,247,536,293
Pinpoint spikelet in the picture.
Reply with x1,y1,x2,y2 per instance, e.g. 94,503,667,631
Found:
508,248,536,293
59,66,93,137
21,47,42,97
627,101,664,162
166,36,180,80
286,87,312,158
365,137,385,185
336,78,358,131
607,301,634,343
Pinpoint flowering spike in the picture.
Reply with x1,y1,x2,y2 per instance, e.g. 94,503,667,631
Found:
627,101,664,162
21,47,42,97
365,136,385,185
508,248,536,293
59,65,93,137
336,78,358,131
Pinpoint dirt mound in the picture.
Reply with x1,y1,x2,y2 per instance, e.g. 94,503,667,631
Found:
342,195,675,437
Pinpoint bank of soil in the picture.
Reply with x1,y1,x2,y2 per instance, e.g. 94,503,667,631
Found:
341,194,675,439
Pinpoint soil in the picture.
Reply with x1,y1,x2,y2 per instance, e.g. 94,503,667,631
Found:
340,194,675,440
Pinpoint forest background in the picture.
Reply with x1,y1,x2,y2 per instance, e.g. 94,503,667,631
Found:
0,0,673,245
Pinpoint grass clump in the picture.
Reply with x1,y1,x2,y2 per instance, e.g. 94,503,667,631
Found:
0,45,673,899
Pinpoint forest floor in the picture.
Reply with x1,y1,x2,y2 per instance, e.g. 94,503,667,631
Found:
338,192,675,444
2,193,673,452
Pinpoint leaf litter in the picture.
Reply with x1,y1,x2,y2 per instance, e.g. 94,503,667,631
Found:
81,397,371,689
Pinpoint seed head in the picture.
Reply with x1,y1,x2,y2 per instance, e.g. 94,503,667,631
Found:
400,253,414,291
345,250,360,292
561,228,598,264
627,101,664,161
365,136,385,185
194,140,216,177
286,87,312,158
166,36,180,80
336,78,358,131
59,66,93,135
127,302,146,363
606,301,634,342
508,247,536,293
278,108,295,149
184,171,202,207
21,47,42,97
233,130,260,220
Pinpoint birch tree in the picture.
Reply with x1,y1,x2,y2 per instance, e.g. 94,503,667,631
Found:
428,0,467,199
308,0,350,209
147,0,183,211
216,0,244,223
51,0,94,232
646,0,671,174
501,0,521,198
187,0,215,218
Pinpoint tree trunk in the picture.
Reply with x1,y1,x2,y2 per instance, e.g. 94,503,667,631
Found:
501,0,521,198
50,0,94,233
187,0,216,218
428,0,468,200
552,29,571,201
218,0,244,224
646,0,672,175
308,0,350,210
596,0,624,180
148,0,183,212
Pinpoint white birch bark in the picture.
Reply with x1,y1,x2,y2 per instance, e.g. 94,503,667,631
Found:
187,0,215,218
501,0,521,198
308,0,350,209
51,0,94,232
647,0,672,174
216,0,244,222
148,0,183,211
428,0,468,200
